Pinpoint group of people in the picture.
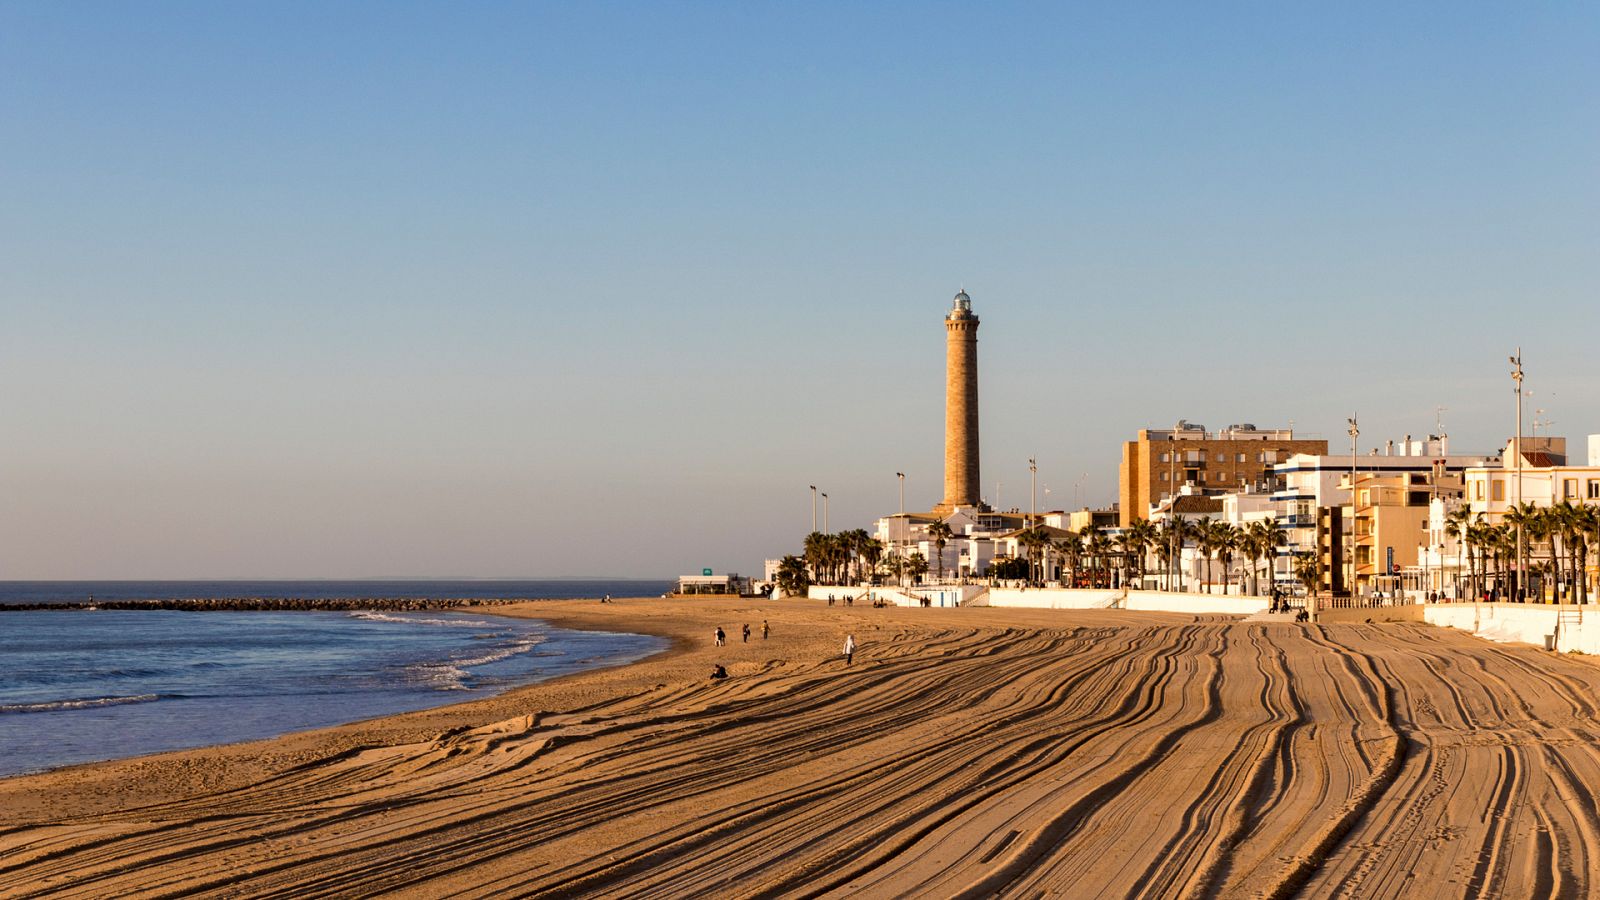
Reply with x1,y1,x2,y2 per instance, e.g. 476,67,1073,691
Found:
712,620,769,647
710,622,857,678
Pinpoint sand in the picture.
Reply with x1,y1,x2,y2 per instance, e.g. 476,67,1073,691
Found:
4,597,1600,898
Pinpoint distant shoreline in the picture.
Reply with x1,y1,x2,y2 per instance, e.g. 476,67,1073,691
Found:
0,597,538,612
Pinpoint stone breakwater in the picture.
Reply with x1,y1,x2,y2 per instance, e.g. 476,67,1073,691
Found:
0,598,536,613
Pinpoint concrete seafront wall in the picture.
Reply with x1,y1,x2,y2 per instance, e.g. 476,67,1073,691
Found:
988,588,1271,616
1123,591,1271,616
987,588,1121,609
1422,604,1600,654
805,585,982,608
1314,605,1423,624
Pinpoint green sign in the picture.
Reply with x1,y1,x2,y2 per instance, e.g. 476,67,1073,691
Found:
703,568,713,576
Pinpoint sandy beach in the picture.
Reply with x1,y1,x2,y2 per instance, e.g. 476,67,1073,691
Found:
4,597,1600,898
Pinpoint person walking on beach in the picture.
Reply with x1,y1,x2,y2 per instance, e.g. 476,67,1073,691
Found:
843,634,856,666
761,619,769,640
715,627,725,647
742,623,751,643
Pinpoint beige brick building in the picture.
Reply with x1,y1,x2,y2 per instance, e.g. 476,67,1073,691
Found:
1119,422,1327,527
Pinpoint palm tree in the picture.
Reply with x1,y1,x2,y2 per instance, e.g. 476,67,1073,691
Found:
925,520,953,582
1216,523,1240,595
880,552,904,588
1124,519,1157,589
1192,517,1217,593
1056,532,1084,588
905,552,928,586
1465,519,1490,600
776,555,810,596
1445,507,1475,600
1576,504,1600,605
1112,532,1135,589
860,537,885,586
1169,517,1198,592
1293,551,1320,599
1086,527,1114,588
1503,502,1540,601
1152,522,1175,591
822,533,847,585
1015,527,1041,585
803,531,829,585
1245,520,1283,596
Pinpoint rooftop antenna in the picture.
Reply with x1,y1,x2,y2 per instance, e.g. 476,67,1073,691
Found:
1434,405,1448,436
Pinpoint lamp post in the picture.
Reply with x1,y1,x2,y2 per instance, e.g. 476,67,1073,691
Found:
896,472,905,516
1029,457,1037,529
821,492,829,534
1440,458,1452,598
1348,416,1359,598
810,485,817,534
1511,350,1524,602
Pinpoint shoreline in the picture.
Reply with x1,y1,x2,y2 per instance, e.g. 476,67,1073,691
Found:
0,600,674,794
0,597,545,612
10,599,1600,897
0,596,860,817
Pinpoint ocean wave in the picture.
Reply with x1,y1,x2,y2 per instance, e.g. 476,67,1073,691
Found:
0,694,163,715
347,611,486,628
405,636,547,690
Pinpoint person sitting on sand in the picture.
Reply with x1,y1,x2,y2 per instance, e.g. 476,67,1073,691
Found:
710,664,728,680
843,634,856,666
714,627,725,647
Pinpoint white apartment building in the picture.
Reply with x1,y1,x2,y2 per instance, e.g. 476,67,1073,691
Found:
875,506,1035,580
1272,436,1492,593
1463,436,1600,519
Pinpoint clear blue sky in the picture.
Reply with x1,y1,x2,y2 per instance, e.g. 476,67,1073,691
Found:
2,3,1596,578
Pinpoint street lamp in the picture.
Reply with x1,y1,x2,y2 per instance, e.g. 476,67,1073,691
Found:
1511,350,1524,601
810,485,817,534
896,472,905,516
1348,416,1359,598
821,492,829,534
1029,457,1037,528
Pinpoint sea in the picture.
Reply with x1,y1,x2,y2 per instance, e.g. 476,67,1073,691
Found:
0,580,672,778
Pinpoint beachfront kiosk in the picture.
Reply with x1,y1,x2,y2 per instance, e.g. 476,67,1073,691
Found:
672,572,752,597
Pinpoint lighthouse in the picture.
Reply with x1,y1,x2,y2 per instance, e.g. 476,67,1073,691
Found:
936,289,981,513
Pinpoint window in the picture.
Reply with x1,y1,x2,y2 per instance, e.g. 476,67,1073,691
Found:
1563,479,1577,499
1160,452,1170,463
1236,453,1246,462
1473,481,1485,501
1589,480,1600,499
1216,452,1225,462
1359,490,1370,505
1160,471,1169,482
1492,480,1505,502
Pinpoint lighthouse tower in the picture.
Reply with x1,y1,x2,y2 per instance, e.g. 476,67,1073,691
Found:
936,289,981,513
